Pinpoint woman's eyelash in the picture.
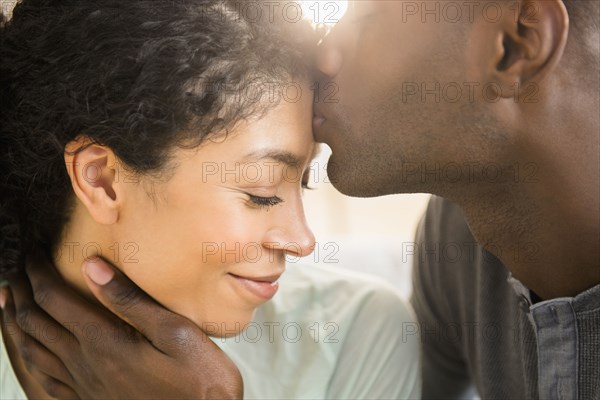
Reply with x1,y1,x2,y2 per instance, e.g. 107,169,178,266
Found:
248,194,284,208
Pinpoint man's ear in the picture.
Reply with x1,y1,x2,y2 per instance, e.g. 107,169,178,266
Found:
491,0,569,96
64,137,121,225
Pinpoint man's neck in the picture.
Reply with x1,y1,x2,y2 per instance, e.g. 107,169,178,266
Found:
455,170,599,300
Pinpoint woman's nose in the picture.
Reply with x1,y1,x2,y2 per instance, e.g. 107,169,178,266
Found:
284,223,316,258
263,203,316,259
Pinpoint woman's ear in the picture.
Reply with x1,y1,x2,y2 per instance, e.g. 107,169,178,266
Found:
64,137,121,225
491,0,569,96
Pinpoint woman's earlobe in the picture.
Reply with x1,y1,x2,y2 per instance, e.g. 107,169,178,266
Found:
64,138,120,225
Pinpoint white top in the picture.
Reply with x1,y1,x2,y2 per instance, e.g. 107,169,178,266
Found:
1,263,421,399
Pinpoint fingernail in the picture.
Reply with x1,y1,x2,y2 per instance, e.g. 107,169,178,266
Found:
0,288,6,309
84,259,114,286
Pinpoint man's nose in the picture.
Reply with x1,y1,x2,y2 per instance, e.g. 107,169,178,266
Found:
316,35,344,78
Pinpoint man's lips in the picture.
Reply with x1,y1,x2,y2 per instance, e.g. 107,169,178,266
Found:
313,114,326,131
313,102,329,134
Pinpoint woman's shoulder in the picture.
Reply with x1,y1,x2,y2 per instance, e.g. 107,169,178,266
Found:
279,264,421,399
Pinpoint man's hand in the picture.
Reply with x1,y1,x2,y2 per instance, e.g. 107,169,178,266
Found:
0,255,243,399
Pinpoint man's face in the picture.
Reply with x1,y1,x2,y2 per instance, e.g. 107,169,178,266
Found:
314,0,499,197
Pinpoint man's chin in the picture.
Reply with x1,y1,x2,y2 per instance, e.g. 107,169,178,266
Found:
326,163,383,198
326,152,411,198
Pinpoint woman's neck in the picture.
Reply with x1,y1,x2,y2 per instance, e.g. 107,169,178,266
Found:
53,201,111,304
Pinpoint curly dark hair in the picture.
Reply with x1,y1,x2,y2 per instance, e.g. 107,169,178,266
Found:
0,0,318,279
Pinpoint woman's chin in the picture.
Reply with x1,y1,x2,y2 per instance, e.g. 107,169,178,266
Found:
198,313,257,339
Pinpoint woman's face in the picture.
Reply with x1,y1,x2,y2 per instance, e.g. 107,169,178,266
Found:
99,85,316,337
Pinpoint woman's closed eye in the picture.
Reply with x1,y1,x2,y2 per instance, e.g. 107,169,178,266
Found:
247,194,284,209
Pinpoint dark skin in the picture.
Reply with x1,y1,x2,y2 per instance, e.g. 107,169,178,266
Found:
1,0,599,398
313,0,599,299
0,255,243,399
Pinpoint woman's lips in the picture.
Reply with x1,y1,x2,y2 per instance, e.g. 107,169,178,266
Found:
228,273,280,301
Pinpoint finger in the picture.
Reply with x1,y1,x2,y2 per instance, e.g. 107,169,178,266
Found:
2,308,80,400
10,268,77,352
2,288,76,388
81,257,205,355
24,253,123,343
30,369,81,400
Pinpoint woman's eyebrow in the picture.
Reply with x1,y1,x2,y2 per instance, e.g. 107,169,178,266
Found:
242,150,304,167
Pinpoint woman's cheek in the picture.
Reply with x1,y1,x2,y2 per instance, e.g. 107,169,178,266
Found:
200,210,269,265
117,193,265,328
